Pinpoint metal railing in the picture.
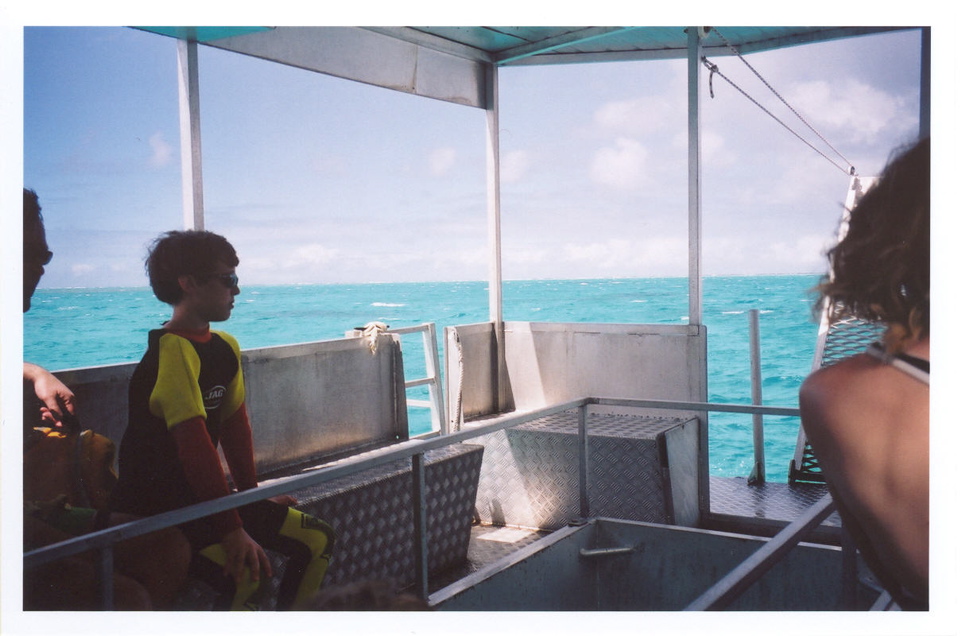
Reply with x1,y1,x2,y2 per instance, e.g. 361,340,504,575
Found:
26,396,830,610
386,323,447,436
684,493,841,610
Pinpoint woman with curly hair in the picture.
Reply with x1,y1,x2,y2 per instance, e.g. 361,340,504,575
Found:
800,137,929,610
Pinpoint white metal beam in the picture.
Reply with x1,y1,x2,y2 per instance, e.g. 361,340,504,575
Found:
687,28,703,326
485,63,507,412
177,38,205,230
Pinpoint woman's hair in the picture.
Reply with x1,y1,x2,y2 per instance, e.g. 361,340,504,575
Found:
146,230,239,305
816,137,929,350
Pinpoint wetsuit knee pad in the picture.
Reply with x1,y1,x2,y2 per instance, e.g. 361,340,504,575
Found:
279,508,335,559
278,508,335,607
198,543,260,611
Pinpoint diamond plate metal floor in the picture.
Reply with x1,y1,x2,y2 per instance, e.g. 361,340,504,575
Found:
429,524,549,593
709,476,841,527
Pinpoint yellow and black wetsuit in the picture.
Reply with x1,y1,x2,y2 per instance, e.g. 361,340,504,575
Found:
110,327,334,610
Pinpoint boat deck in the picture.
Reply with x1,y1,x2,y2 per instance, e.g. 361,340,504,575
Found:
709,475,839,526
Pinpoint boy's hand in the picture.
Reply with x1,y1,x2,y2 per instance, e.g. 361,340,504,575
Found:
221,527,272,584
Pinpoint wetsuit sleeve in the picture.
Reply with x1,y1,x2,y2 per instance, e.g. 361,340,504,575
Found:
149,333,208,428
220,404,258,492
211,331,258,491
170,416,243,537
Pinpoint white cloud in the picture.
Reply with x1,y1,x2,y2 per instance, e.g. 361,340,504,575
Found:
71,263,96,276
147,132,173,168
501,149,530,183
594,95,679,136
590,138,650,190
311,154,347,175
563,236,688,274
700,130,731,166
242,244,341,283
282,244,340,267
785,79,912,144
504,246,551,266
705,233,834,275
429,147,457,177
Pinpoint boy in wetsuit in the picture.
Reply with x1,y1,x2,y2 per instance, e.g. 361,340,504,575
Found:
109,230,334,610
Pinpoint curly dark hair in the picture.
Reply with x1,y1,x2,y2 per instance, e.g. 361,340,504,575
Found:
816,137,929,350
146,230,239,305
24,188,42,230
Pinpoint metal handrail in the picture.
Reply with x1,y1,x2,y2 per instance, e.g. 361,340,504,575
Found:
24,396,803,608
386,323,447,435
24,398,586,570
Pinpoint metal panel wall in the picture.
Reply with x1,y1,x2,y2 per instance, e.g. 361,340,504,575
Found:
243,334,408,476
444,322,505,425
502,321,708,413
446,321,707,424
49,335,409,476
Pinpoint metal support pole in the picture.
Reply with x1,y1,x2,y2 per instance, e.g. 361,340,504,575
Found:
748,309,766,485
839,521,859,610
484,62,507,413
411,452,429,599
177,37,205,230
97,546,115,610
687,27,704,327
577,404,590,519
919,27,930,139
687,26,711,525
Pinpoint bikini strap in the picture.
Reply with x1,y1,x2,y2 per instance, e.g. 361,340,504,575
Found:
866,342,930,386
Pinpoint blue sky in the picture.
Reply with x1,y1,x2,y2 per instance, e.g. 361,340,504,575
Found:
16,25,925,288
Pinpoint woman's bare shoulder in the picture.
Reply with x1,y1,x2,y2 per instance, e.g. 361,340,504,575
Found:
800,355,880,417
801,349,927,444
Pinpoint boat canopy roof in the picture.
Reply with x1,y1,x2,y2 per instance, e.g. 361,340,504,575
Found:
136,26,914,108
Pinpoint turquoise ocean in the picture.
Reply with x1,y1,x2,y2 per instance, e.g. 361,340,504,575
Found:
24,275,822,483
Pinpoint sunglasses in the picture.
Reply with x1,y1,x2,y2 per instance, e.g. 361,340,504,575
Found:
203,272,239,288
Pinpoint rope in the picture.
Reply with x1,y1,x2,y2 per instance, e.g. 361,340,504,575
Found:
453,329,464,431
703,27,857,177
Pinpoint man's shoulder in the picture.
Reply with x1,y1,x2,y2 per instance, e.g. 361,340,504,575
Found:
210,330,242,354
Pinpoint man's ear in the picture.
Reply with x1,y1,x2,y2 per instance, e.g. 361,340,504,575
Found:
177,274,199,295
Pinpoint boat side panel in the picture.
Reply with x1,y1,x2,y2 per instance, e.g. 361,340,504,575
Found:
48,335,409,476
502,322,708,413
244,334,408,475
